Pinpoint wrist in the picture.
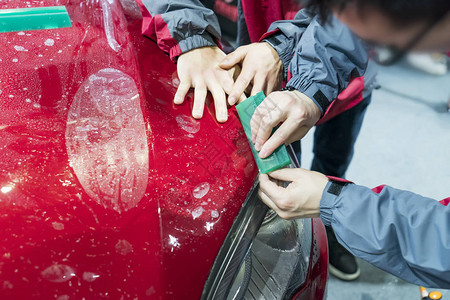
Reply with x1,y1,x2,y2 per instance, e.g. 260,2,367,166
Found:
262,35,289,80
173,33,220,61
280,87,322,122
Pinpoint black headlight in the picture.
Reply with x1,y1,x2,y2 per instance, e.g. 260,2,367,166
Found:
202,146,312,299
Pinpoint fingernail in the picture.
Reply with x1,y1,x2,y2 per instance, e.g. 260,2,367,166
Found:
259,149,268,158
193,111,201,119
219,114,227,123
251,134,255,144
229,96,236,105
254,143,261,151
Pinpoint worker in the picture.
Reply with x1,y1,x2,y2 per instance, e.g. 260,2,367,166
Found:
136,0,378,280
257,0,450,288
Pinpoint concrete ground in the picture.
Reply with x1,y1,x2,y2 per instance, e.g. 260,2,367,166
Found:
300,58,450,300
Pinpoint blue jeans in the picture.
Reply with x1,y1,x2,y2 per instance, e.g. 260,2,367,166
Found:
292,95,371,178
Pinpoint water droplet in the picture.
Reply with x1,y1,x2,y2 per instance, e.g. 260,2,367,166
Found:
146,286,156,296
205,222,214,231
193,182,210,199
44,39,55,46
17,31,25,36
211,210,219,218
52,222,64,231
168,235,180,248
172,78,180,87
192,206,205,219
82,272,100,282
12,58,18,63
2,281,13,289
41,264,75,283
14,45,26,51
176,115,200,134
115,240,133,255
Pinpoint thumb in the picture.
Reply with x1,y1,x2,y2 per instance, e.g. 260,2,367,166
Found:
219,46,248,69
267,168,307,182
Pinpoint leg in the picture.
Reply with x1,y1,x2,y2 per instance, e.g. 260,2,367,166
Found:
311,95,371,177
312,95,371,281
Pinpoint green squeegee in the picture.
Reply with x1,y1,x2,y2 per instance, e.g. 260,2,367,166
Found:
0,6,71,33
236,91,291,174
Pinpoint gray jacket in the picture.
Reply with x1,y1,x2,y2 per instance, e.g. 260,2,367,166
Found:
321,181,450,288
137,1,376,115
263,9,377,115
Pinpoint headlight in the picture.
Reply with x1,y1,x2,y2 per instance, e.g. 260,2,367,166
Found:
202,145,312,300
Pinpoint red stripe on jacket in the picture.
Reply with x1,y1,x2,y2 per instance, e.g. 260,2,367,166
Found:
371,185,449,206
136,0,182,61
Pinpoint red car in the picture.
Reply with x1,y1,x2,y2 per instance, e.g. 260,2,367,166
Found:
0,0,328,299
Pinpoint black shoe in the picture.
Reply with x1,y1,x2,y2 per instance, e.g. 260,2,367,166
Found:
326,226,360,281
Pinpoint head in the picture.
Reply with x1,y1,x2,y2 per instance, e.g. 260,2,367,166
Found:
308,0,450,64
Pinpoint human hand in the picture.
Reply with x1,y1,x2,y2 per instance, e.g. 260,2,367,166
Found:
250,90,321,158
174,46,242,123
219,42,283,105
258,168,328,219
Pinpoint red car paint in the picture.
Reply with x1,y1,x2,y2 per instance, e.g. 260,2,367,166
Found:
0,0,327,299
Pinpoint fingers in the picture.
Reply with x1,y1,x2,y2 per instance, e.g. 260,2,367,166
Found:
250,97,277,145
258,123,310,159
266,168,303,182
259,173,286,200
219,67,247,105
237,93,247,104
174,81,191,105
208,82,228,123
265,75,282,95
192,86,207,119
219,46,247,69
250,73,266,97
228,69,255,106
258,188,279,212
253,100,284,152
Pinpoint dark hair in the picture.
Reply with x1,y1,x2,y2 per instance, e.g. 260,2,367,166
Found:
307,0,450,26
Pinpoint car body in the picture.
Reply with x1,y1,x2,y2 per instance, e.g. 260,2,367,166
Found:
0,0,328,299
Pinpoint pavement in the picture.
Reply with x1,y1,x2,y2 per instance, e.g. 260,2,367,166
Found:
300,58,450,300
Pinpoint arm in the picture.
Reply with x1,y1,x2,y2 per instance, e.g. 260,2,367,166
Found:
137,0,221,60
249,12,370,157
258,168,450,288
137,0,239,122
286,14,369,115
321,183,450,288
220,9,315,103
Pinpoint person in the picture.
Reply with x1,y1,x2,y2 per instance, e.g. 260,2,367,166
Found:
257,0,450,288
136,0,378,280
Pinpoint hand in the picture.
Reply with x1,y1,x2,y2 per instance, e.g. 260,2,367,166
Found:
174,46,242,123
219,42,283,105
250,90,321,158
258,168,328,219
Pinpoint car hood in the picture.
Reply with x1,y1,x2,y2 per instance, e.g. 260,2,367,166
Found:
0,0,258,298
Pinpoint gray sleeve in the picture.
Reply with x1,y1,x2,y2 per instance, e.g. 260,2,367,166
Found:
320,182,450,288
139,0,221,60
262,9,315,80
287,15,369,114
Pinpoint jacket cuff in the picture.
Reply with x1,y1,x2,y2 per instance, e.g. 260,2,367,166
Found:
170,32,218,62
263,33,292,81
285,78,333,116
320,180,351,226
